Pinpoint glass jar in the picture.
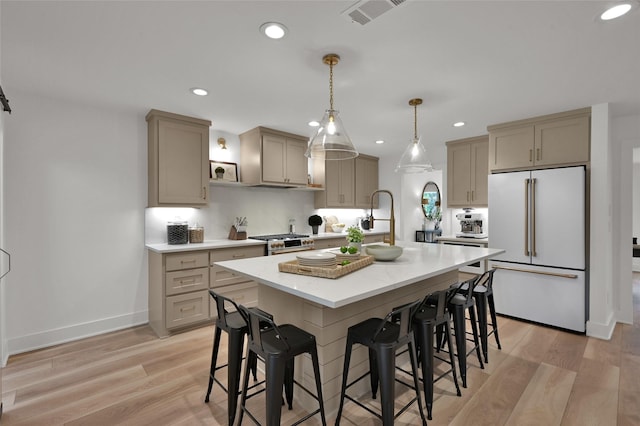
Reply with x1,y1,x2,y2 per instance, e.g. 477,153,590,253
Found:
167,220,188,245
188,225,204,243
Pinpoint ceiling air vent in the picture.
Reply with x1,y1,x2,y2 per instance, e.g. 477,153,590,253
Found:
341,0,407,25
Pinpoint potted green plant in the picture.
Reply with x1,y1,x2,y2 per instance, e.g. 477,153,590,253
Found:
214,166,225,179
345,226,364,251
308,215,322,235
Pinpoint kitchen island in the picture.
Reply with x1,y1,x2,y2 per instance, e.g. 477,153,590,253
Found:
215,242,504,414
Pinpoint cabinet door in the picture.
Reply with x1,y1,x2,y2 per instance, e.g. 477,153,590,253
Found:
488,126,534,172
534,115,590,167
325,159,355,207
285,138,309,185
470,140,489,206
261,133,286,183
447,143,472,207
355,156,379,208
157,120,209,205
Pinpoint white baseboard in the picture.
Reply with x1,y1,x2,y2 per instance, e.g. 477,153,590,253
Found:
6,310,148,358
586,311,616,340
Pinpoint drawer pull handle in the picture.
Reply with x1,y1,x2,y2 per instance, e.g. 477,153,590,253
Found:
179,278,196,285
232,254,246,259
180,306,196,312
180,259,196,264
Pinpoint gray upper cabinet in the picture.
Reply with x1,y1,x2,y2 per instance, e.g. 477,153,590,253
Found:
146,109,211,207
447,135,489,208
313,154,379,209
239,127,309,187
488,108,590,172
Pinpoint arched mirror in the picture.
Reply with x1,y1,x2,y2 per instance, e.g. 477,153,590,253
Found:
421,181,441,219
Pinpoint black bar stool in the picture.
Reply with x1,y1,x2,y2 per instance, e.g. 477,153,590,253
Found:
335,299,427,426
204,290,259,425
237,305,327,426
452,269,502,363
410,289,462,420
447,276,484,388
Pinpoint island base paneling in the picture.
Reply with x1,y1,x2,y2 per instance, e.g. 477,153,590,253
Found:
257,269,458,414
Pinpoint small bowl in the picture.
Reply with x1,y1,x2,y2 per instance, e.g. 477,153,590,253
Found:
331,224,346,233
366,245,403,261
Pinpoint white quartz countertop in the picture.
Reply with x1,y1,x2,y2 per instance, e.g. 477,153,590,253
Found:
215,242,505,308
145,239,266,253
145,230,388,253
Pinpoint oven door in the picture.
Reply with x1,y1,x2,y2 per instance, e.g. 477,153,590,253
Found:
440,241,487,274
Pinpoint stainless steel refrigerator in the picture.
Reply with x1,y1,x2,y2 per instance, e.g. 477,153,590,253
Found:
488,166,587,332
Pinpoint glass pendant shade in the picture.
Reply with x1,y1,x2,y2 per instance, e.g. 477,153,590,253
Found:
305,109,358,160
396,136,433,172
306,53,357,160
396,97,433,173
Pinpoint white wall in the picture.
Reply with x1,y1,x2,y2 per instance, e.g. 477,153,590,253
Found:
634,154,640,272
612,114,640,323
4,90,149,354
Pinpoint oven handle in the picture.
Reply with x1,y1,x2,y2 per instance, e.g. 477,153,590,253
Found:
269,247,315,255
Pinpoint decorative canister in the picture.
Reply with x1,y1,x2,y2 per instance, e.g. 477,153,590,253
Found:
167,220,188,245
188,224,204,243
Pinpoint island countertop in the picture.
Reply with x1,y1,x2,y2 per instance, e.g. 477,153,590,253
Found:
215,242,504,308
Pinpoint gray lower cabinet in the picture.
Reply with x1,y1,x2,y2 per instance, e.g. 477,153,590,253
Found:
148,245,263,338
209,245,264,318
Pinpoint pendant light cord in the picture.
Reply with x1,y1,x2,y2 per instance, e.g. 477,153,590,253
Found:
413,102,418,140
329,62,334,111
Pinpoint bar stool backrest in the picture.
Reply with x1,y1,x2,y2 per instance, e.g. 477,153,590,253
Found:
420,288,458,320
475,268,496,291
455,275,480,304
209,289,241,329
374,299,422,343
238,305,289,352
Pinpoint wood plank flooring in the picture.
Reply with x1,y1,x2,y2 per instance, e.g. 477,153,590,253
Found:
2,272,639,425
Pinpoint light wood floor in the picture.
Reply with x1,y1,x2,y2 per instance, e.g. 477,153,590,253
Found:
2,273,640,425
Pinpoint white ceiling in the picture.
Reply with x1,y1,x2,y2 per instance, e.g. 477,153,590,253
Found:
2,1,639,163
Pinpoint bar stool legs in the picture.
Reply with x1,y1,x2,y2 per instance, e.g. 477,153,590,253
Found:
237,305,327,426
204,291,258,426
335,300,427,426
450,297,484,388
409,289,461,420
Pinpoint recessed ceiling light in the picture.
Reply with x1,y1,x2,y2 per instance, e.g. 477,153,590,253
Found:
600,3,632,20
308,120,320,127
260,22,288,39
190,87,208,96
453,121,466,127
375,140,385,144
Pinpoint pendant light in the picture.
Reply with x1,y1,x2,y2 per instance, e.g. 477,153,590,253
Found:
305,53,358,160
395,98,433,173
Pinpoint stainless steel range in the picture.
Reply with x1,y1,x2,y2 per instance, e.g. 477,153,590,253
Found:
249,233,315,255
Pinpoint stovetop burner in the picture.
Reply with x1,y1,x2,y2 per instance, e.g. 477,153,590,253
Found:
249,233,310,241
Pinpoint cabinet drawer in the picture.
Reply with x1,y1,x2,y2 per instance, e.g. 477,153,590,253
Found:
166,267,209,296
165,251,209,271
210,245,265,263
209,282,258,318
165,290,209,330
210,265,252,288
314,238,345,250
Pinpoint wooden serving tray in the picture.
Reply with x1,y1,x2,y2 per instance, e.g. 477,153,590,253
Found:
278,255,374,279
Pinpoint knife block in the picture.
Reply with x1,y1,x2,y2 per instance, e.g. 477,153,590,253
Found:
228,225,247,240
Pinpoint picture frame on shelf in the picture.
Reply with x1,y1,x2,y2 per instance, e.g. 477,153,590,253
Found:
210,161,238,182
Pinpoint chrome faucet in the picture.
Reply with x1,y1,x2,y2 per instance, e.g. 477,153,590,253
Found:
369,190,395,246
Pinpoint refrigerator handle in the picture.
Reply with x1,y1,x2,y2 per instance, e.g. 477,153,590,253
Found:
524,178,530,257
531,177,537,257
